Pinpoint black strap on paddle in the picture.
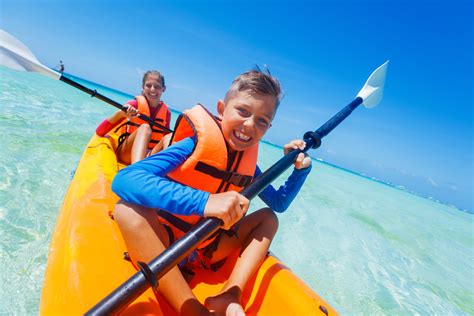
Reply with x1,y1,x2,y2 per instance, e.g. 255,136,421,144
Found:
136,261,159,298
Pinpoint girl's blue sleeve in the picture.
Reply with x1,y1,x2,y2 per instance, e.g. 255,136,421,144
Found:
256,164,312,213
112,137,209,216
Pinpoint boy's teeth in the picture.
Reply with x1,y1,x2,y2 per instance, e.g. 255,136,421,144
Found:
234,131,250,141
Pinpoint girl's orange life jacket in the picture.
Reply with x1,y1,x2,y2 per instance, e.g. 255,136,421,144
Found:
118,95,170,149
157,104,258,247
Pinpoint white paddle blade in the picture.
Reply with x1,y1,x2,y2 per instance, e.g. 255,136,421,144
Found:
356,60,389,108
0,29,61,80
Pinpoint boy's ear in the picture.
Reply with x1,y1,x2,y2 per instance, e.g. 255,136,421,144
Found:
217,100,225,118
162,86,166,93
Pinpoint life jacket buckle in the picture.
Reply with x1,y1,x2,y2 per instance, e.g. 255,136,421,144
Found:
226,172,250,187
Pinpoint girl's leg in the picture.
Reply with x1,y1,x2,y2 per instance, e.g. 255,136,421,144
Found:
114,200,209,316
149,133,172,156
116,124,152,164
204,208,278,314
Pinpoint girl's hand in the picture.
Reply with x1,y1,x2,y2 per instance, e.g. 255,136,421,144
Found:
124,104,139,118
204,191,249,230
284,139,312,169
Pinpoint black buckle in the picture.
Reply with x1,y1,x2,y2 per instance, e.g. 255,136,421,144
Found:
226,172,251,187
226,172,241,186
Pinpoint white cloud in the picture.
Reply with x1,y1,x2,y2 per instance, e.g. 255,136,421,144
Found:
447,183,459,191
135,68,145,79
426,177,439,187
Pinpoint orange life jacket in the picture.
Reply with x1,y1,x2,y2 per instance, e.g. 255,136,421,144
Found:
119,95,170,149
158,104,258,247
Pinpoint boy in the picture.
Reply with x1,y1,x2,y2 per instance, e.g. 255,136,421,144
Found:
112,68,312,316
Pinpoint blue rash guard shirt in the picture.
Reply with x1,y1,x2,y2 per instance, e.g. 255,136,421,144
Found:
112,137,311,216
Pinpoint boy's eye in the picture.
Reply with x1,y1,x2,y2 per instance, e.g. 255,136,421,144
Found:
257,118,270,128
237,108,250,116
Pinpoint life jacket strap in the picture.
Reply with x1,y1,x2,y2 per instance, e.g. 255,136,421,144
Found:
150,127,167,134
156,209,237,243
127,121,141,128
156,209,194,233
114,121,129,133
195,162,252,187
119,119,168,133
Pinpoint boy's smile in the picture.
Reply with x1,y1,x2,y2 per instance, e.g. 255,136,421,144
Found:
217,91,276,152
234,130,251,142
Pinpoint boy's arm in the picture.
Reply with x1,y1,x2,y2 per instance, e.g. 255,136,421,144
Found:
112,137,209,216
257,164,312,213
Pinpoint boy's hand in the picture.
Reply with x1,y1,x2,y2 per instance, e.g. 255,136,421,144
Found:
284,139,312,169
204,191,249,230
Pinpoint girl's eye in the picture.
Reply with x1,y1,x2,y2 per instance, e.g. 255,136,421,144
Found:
145,84,162,90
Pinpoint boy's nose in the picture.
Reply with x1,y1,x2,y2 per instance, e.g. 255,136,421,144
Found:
243,117,254,128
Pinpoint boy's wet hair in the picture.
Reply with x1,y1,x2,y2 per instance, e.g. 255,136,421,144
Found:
225,66,282,108
142,70,165,87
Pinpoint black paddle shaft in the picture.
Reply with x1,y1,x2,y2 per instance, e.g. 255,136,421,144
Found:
86,96,364,315
59,75,172,133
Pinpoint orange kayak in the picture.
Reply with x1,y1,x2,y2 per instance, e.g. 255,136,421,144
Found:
40,133,337,315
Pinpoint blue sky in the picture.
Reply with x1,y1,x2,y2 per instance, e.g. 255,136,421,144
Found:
1,0,472,211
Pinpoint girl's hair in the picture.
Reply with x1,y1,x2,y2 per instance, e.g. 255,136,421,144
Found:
224,66,282,108
142,70,165,87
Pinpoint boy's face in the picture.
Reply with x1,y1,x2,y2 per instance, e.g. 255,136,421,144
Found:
142,75,165,102
217,91,276,152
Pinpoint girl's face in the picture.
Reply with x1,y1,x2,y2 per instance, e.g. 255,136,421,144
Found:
217,91,276,152
142,75,165,102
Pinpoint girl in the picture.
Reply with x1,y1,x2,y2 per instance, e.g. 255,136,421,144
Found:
95,70,172,164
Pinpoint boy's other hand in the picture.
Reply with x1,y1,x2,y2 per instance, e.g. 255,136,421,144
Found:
284,139,311,169
204,192,249,230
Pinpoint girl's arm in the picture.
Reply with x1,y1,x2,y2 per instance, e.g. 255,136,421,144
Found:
95,101,138,136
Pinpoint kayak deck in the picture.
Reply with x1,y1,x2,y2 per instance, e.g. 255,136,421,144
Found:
40,134,336,315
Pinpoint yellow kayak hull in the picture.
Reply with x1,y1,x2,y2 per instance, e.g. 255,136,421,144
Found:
40,134,336,315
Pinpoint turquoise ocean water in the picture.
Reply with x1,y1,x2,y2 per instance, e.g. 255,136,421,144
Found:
1,66,473,315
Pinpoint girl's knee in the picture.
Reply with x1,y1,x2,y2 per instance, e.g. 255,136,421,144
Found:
137,124,152,137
